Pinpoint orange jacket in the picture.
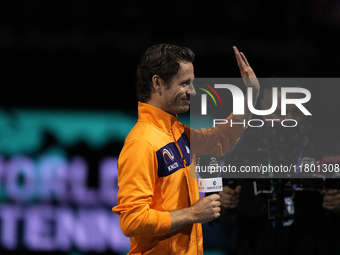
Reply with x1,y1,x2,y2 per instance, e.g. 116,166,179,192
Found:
112,102,246,254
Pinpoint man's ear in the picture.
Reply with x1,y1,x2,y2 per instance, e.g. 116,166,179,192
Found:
152,75,163,94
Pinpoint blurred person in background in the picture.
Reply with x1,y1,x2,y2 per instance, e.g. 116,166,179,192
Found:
220,80,340,255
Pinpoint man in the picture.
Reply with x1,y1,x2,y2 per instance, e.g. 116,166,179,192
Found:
112,44,259,254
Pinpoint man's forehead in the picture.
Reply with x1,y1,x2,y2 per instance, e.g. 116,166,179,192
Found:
174,62,194,80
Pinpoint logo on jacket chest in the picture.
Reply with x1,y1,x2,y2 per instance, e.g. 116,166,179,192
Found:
162,149,175,164
156,133,192,177
162,148,179,171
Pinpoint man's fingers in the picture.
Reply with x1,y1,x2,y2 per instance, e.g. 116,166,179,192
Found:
222,193,239,201
221,186,241,197
233,46,240,56
323,196,333,202
214,200,221,207
223,187,236,195
233,46,254,80
233,46,248,67
323,196,329,202
210,194,220,201
233,46,246,68
235,185,242,193
326,191,339,197
240,52,250,66
221,197,239,208
219,185,242,209
323,204,340,212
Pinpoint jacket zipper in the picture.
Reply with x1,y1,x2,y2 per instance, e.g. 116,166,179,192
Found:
170,128,186,167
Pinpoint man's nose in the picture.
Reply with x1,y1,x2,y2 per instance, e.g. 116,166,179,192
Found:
189,83,196,96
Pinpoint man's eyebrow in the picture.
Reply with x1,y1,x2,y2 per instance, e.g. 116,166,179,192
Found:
180,78,194,84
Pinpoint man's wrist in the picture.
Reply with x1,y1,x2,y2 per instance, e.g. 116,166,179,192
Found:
186,206,197,224
168,206,197,233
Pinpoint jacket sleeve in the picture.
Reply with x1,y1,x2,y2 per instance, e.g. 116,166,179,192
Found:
188,113,247,157
112,139,171,237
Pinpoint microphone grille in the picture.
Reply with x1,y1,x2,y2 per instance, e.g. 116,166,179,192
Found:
197,153,221,179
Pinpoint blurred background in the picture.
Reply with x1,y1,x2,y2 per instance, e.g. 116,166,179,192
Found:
1,1,340,255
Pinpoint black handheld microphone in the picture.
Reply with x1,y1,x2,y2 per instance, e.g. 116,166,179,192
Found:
197,153,223,226
197,153,223,193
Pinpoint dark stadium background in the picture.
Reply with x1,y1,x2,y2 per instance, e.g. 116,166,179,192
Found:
1,1,340,255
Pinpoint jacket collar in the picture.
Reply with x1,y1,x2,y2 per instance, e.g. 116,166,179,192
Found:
138,102,177,133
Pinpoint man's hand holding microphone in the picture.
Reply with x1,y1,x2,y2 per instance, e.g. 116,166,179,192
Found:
196,153,241,225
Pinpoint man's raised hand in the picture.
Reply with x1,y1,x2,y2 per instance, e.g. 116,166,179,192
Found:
233,46,260,92
232,46,260,122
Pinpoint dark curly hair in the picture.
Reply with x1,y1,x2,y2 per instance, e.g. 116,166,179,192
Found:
136,44,195,103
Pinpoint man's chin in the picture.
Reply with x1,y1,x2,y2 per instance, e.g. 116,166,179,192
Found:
179,106,190,114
